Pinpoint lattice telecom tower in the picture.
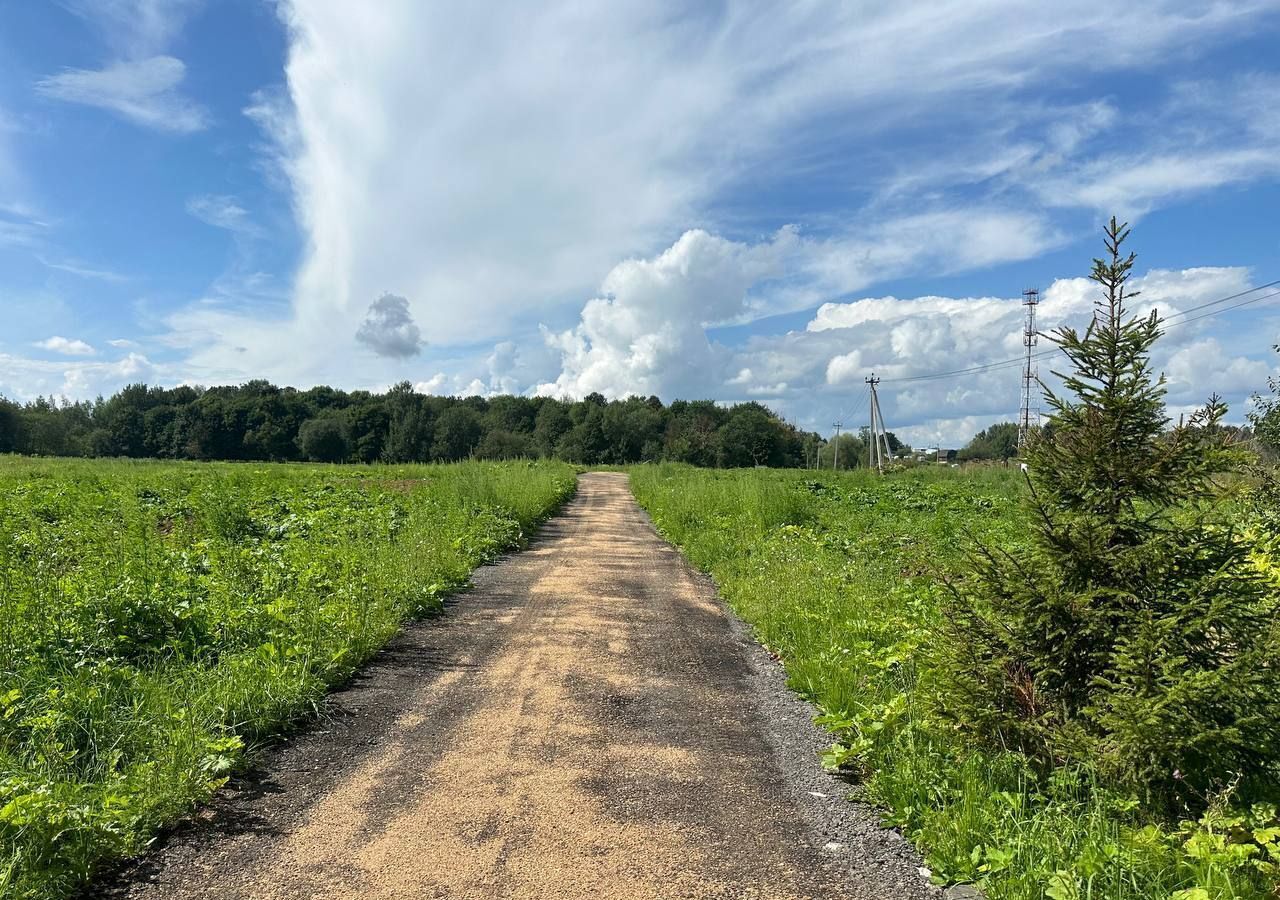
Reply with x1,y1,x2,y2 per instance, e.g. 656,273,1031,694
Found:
1017,287,1040,449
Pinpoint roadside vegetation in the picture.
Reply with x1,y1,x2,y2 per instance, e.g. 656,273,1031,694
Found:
0,458,574,899
632,222,1280,899
632,465,1277,899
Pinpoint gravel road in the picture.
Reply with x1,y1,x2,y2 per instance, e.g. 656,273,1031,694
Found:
94,472,938,899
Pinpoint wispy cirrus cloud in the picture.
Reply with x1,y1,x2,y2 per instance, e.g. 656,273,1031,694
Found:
63,0,202,55
36,1,206,133
186,194,260,235
36,56,207,134
34,255,128,282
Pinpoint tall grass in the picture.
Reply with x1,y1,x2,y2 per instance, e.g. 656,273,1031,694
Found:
630,463,1278,900
0,457,575,899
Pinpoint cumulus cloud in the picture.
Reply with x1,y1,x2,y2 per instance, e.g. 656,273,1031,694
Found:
1165,337,1272,402
414,373,449,395
355,293,423,358
763,267,1270,442
536,228,795,399
36,57,208,133
0,352,159,401
537,217,1062,402
59,353,154,396
169,0,1280,390
34,336,96,356
534,222,1276,445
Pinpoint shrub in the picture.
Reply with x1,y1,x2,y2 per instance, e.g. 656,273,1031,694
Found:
475,429,533,460
942,218,1280,803
297,417,350,462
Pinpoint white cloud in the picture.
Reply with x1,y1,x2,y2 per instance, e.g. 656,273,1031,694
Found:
58,353,154,397
36,56,208,133
186,194,257,233
1165,338,1272,402
174,0,1279,389
35,255,128,282
0,110,22,203
64,0,202,57
865,73,1280,221
536,229,794,399
414,373,448,395
537,216,1061,401
34,336,96,356
533,222,1277,445
779,210,1063,316
0,200,48,249
1020,74,1280,217
36,1,205,133
0,352,159,401
1036,148,1280,217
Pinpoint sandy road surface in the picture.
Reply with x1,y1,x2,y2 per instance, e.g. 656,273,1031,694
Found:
98,473,936,900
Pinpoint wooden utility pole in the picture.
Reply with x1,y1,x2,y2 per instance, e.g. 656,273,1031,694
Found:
831,420,842,470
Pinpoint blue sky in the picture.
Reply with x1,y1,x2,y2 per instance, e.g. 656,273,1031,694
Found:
2,1,1279,445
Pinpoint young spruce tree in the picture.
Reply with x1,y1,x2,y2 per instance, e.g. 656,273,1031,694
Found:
945,218,1280,803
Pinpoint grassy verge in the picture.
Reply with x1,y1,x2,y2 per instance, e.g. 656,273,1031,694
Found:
0,457,575,899
630,463,1277,900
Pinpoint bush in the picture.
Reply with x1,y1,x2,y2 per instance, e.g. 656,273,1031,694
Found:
475,429,533,460
297,417,350,462
943,218,1280,803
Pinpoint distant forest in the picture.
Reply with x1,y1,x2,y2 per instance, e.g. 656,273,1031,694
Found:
0,380,1017,467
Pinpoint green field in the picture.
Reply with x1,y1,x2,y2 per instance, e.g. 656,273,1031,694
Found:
631,464,1278,900
0,457,575,899
3,455,1276,900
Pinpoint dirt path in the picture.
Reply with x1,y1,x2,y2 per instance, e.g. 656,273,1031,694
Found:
99,473,936,900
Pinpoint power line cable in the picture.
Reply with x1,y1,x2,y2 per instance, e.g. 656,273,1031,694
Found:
1163,287,1280,331
1162,278,1280,322
876,279,1280,386
837,387,870,427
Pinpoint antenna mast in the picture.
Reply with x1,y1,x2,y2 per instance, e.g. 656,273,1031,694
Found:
1018,287,1039,449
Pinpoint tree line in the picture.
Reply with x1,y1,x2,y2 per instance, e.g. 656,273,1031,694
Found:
10,377,1223,469
0,381,839,467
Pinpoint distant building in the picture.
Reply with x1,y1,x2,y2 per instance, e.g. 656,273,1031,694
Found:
909,447,957,463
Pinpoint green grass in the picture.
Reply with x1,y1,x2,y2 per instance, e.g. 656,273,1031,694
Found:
0,456,575,899
630,463,1278,900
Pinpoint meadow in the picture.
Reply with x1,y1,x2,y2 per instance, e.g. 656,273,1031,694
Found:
0,457,575,899
630,463,1279,900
